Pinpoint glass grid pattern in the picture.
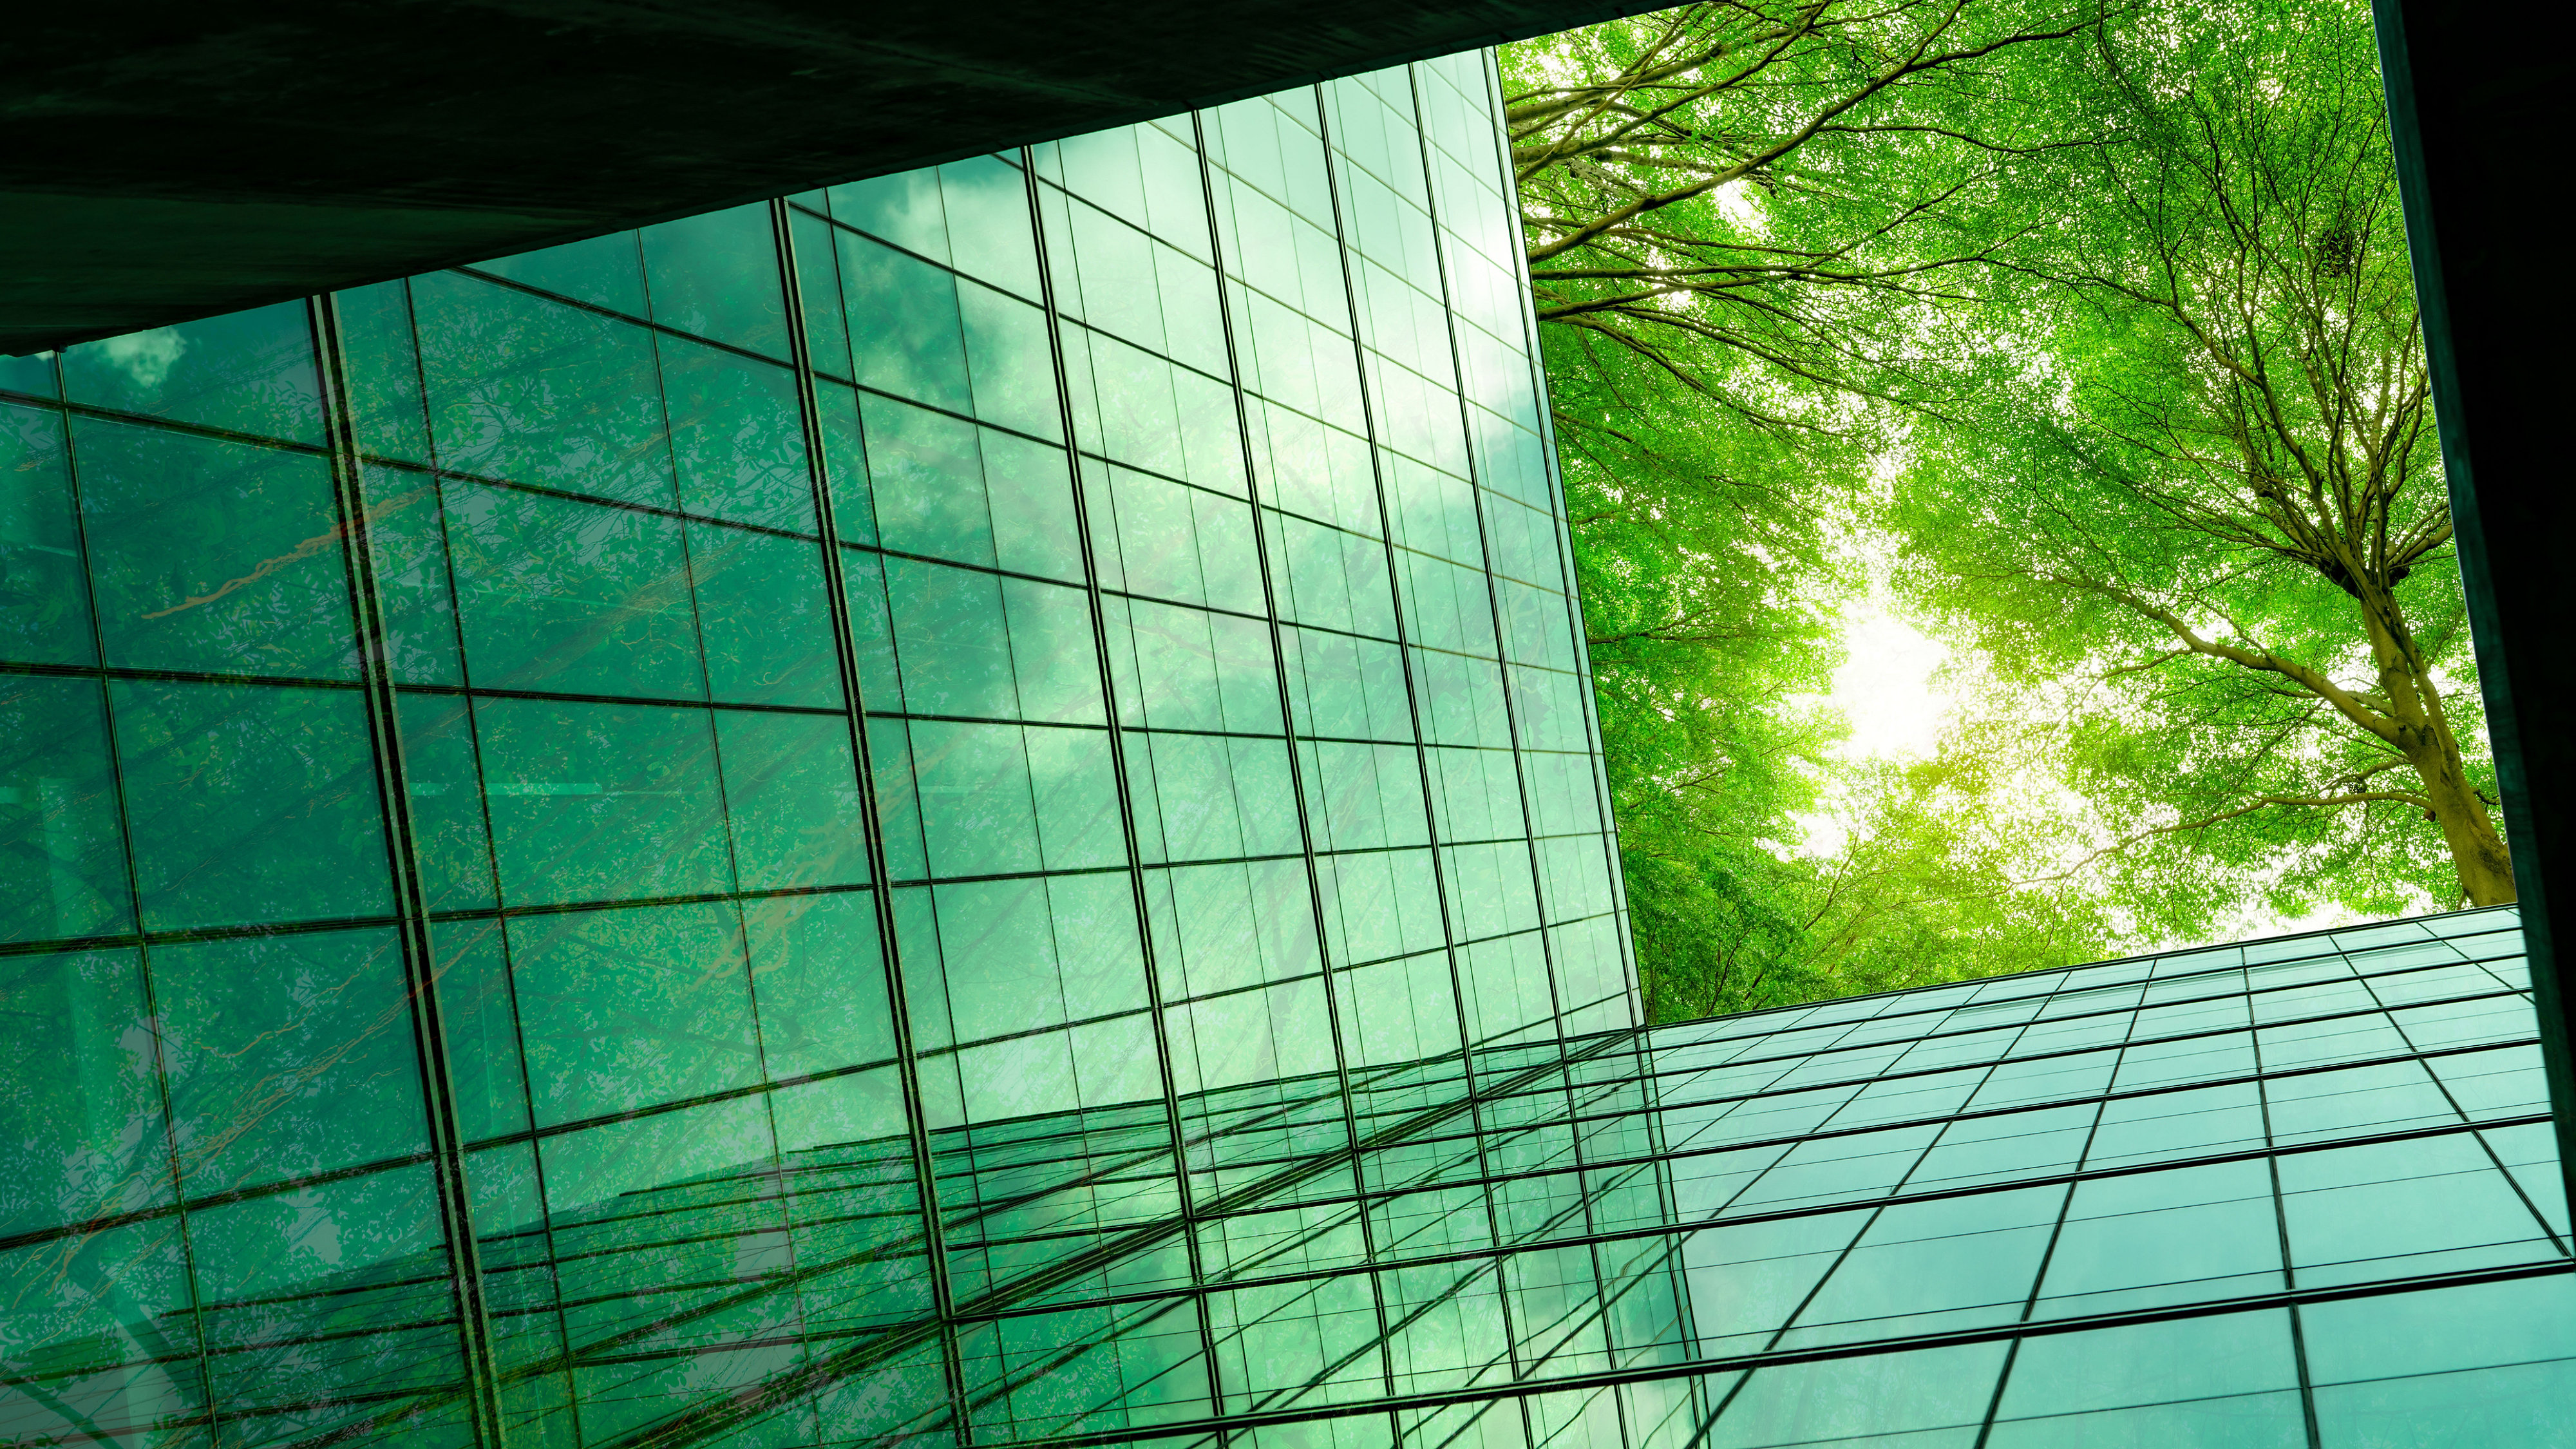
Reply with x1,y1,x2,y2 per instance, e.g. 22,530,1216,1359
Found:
4,46,2572,1449
1,52,1642,1449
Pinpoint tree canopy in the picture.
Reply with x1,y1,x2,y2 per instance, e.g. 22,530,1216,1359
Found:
1502,0,2503,1018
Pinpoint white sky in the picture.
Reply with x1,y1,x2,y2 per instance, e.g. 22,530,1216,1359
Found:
1830,601,1951,761
1786,597,1952,857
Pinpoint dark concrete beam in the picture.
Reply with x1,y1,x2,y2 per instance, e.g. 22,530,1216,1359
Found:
0,0,1657,355
2374,0,2576,1192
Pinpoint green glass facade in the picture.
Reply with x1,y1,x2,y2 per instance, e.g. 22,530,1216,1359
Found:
3,46,2571,1449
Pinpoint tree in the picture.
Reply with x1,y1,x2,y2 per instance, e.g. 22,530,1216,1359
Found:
1504,0,2096,424
1504,1,2121,1017
1551,328,1852,1019
1506,0,2496,1020
1548,325,2125,1019
1897,0,2510,914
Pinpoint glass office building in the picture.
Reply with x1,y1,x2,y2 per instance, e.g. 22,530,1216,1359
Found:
3,46,2571,1449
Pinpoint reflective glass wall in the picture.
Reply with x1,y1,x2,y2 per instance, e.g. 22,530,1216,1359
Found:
1,51,1636,1449
9,43,2572,1449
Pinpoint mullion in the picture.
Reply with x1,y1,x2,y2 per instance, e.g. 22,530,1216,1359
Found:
1015,137,1236,1430
1196,1029,2550,1231
1683,1009,2050,1434
768,194,976,1443
0,658,368,691
1293,66,1534,1398
616,1255,2576,1449
2355,967,2572,1257
308,293,507,1449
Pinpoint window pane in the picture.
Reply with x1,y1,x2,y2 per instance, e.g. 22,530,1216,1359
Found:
842,235,971,413
444,480,705,699
690,524,840,708
415,272,676,508
113,679,390,931
745,892,893,1078
0,947,165,1235
59,301,323,445
475,696,731,907
506,899,759,1124
154,927,425,1191
641,203,788,359
74,418,355,678
0,676,131,943
0,401,92,667
661,337,810,530
716,709,869,890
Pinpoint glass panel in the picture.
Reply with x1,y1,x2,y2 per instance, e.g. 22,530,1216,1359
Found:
1704,1341,2006,1447
943,155,1044,299
74,418,355,679
745,892,893,1077
1993,1311,2299,1422
475,696,732,907
0,352,59,397
831,171,950,263
435,918,529,1143
0,947,165,1234
153,927,425,1192
661,337,810,531
2306,1276,2576,1446
471,231,647,315
860,392,992,565
415,271,677,508
0,676,132,943
442,478,705,698
112,679,390,931
715,708,869,889
690,524,840,707
0,401,93,667
841,234,972,413
641,203,789,359
505,899,759,1124
59,301,323,445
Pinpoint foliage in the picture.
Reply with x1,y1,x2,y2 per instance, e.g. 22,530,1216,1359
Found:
1504,0,2502,1020
1892,0,2506,915
1509,0,2093,419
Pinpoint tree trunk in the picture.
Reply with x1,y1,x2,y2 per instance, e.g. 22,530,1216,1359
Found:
2365,596,2517,905
2400,726,2517,905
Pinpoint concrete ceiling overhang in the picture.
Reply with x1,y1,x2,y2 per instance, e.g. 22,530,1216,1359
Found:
0,0,1658,355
